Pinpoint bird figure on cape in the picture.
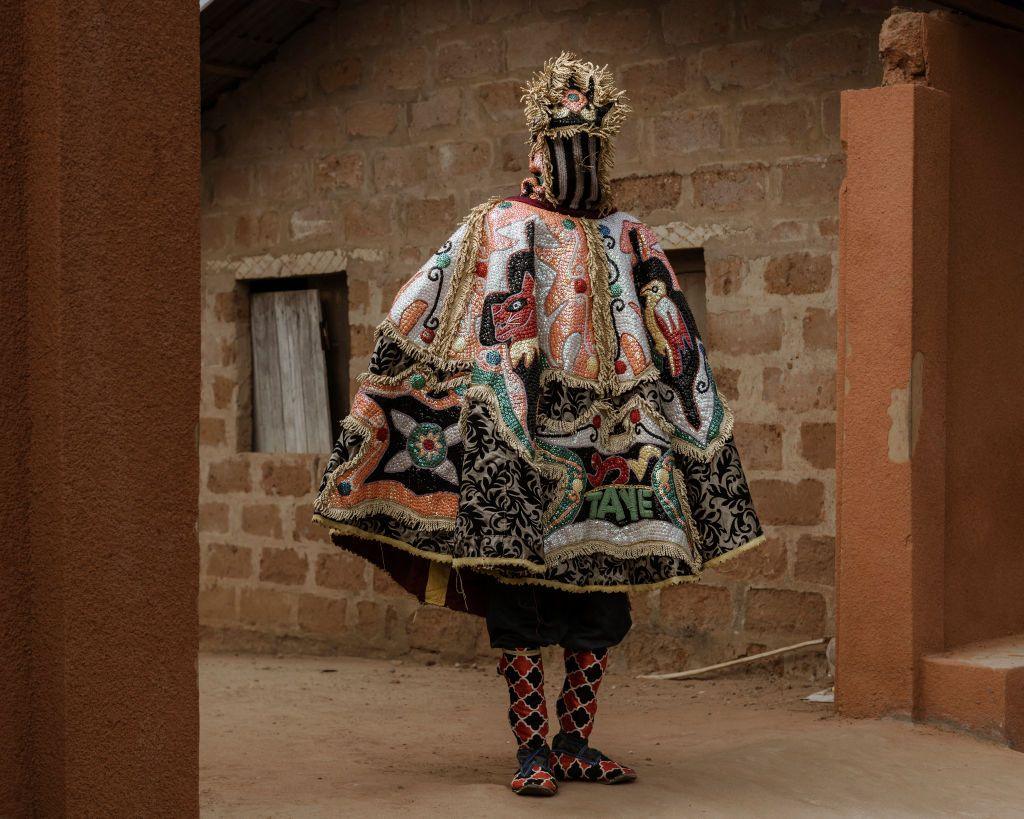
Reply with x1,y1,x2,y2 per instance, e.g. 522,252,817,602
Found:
629,228,703,431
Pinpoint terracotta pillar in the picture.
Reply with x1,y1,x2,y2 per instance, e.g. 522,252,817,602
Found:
0,2,200,814
836,83,950,718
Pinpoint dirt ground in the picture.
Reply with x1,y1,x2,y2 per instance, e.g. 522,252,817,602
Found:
200,653,1024,817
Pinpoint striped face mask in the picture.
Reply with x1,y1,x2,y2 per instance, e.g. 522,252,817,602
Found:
543,133,604,212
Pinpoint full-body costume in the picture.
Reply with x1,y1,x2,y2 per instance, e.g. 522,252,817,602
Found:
312,53,763,796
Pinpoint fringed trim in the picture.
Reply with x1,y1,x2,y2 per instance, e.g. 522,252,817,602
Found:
434,198,503,357
315,501,456,532
481,566,701,594
536,363,660,395
316,516,550,576
375,319,457,372
314,416,372,509
701,533,768,570
581,216,618,388
545,538,699,571
520,52,631,139
358,365,471,391
461,384,537,462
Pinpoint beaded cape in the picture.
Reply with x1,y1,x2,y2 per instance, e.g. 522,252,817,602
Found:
312,55,763,614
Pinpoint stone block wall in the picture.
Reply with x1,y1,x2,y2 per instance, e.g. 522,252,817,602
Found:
199,0,917,674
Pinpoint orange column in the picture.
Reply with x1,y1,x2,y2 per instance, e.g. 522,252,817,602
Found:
836,84,950,718
0,1,200,814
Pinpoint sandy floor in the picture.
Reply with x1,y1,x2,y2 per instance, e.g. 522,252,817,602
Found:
200,653,1024,817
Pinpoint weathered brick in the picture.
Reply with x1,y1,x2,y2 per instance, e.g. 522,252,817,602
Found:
315,552,367,592
693,163,767,211
614,173,683,214
199,417,227,448
620,58,690,116
199,502,230,534
706,256,743,297
341,198,393,244
763,366,836,411
707,309,783,355
208,458,251,494
211,164,253,206
314,152,365,196
241,503,282,538
199,585,236,622
349,323,376,358
318,56,362,94
749,478,825,525
745,587,826,636
211,290,240,323
297,594,347,636
802,307,836,351
403,195,457,239
372,567,408,597
661,0,733,45
233,211,281,249
701,42,780,91
651,107,722,154
499,132,527,173
262,68,307,108
432,140,492,178
780,157,845,205
261,460,313,497
409,606,480,659
256,161,309,201
259,547,309,585
617,629,691,674
738,100,814,147
436,38,503,83
879,11,927,86
373,145,431,191
293,503,331,543
794,534,835,585
714,536,787,581
289,202,339,242
659,584,733,631
582,10,654,54
345,101,401,138
410,88,463,131
206,543,253,579
715,366,741,401
289,108,342,151
801,421,836,469
374,47,428,90
238,587,294,627
740,0,822,31
733,422,783,470
785,29,867,83
477,80,523,124
764,252,832,294
356,599,385,634
211,376,235,410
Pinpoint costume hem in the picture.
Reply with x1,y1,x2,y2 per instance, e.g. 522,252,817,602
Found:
316,514,766,594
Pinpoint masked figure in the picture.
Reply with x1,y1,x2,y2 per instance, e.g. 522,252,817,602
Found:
313,53,763,796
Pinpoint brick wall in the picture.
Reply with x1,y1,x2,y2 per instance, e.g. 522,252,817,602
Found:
199,0,917,674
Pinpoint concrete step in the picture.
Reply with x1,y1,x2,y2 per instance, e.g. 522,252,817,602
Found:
919,634,1024,750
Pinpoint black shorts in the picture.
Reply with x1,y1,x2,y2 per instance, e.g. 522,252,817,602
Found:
485,580,632,651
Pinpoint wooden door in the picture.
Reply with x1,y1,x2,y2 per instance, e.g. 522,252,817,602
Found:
250,289,331,453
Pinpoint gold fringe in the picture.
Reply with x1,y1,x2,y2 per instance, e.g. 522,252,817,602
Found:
545,538,699,571
702,533,768,570
316,516,549,576
583,216,616,388
375,319,455,371
320,515,766,595
536,364,659,394
434,198,502,357
316,501,455,532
